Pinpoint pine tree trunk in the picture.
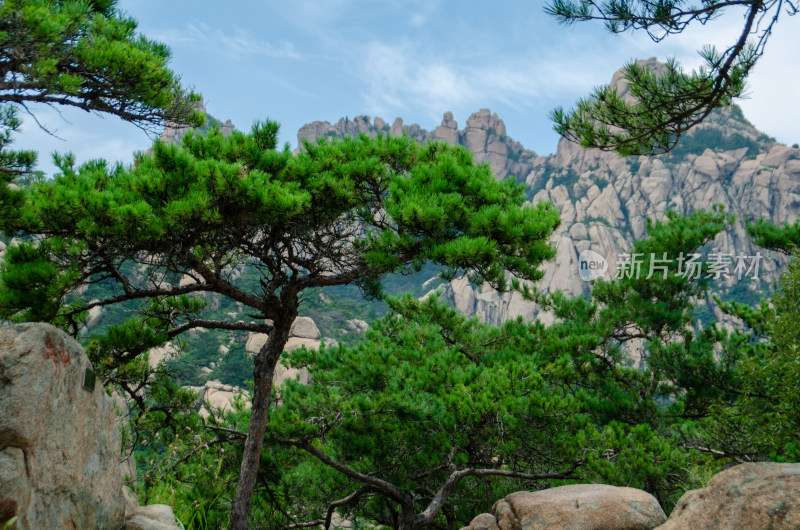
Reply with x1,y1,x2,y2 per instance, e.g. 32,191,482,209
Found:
229,316,294,529
398,503,416,530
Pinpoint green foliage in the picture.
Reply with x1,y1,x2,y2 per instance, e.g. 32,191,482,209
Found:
757,132,777,143
547,1,794,155
525,208,741,507
248,208,741,523
581,422,695,498
708,251,800,462
550,54,751,155
138,415,244,529
6,0,796,525
0,240,82,324
2,124,560,339
0,0,200,233
207,346,252,388
2,122,563,526
0,0,203,133
627,157,642,175
130,207,793,525
747,218,800,255
270,295,586,525
507,145,523,163
0,105,36,225
540,166,581,190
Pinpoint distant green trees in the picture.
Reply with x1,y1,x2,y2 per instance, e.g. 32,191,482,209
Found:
667,120,763,160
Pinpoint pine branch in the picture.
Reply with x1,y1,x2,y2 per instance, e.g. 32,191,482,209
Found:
276,437,582,528
274,438,409,504
414,462,582,526
547,0,797,154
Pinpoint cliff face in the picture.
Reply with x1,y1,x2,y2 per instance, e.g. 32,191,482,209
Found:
297,66,799,325
507,108,798,325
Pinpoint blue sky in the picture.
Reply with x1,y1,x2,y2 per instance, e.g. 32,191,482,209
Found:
14,1,800,177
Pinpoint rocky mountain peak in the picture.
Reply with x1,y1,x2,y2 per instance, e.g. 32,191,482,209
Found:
465,108,506,136
608,57,666,102
297,108,533,180
295,96,798,331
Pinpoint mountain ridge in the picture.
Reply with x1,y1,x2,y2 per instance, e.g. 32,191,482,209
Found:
148,62,798,367
293,66,798,328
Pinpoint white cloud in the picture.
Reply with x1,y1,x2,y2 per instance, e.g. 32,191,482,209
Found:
347,5,799,150
358,40,592,121
359,42,475,117
354,32,643,128
152,22,303,61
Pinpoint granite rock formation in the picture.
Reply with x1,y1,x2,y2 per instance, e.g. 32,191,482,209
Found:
122,504,180,530
0,323,128,528
461,484,667,530
656,462,800,529
296,63,798,327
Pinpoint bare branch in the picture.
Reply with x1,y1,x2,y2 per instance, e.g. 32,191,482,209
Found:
169,436,226,471
415,461,583,526
682,443,756,464
277,436,581,529
167,319,273,338
205,425,248,439
324,485,373,530
274,438,409,504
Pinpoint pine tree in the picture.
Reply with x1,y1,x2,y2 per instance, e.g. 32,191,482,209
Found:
0,123,561,527
256,208,744,526
270,295,582,528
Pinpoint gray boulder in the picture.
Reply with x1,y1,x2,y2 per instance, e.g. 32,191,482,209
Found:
656,462,800,529
290,316,321,339
463,512,499,530
0,323,127,529
123,504,180,529
462,484,666,530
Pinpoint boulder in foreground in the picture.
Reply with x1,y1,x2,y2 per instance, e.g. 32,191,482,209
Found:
462,483,667,530
122,504,180,530
0,323,126,529
656,462,800,529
